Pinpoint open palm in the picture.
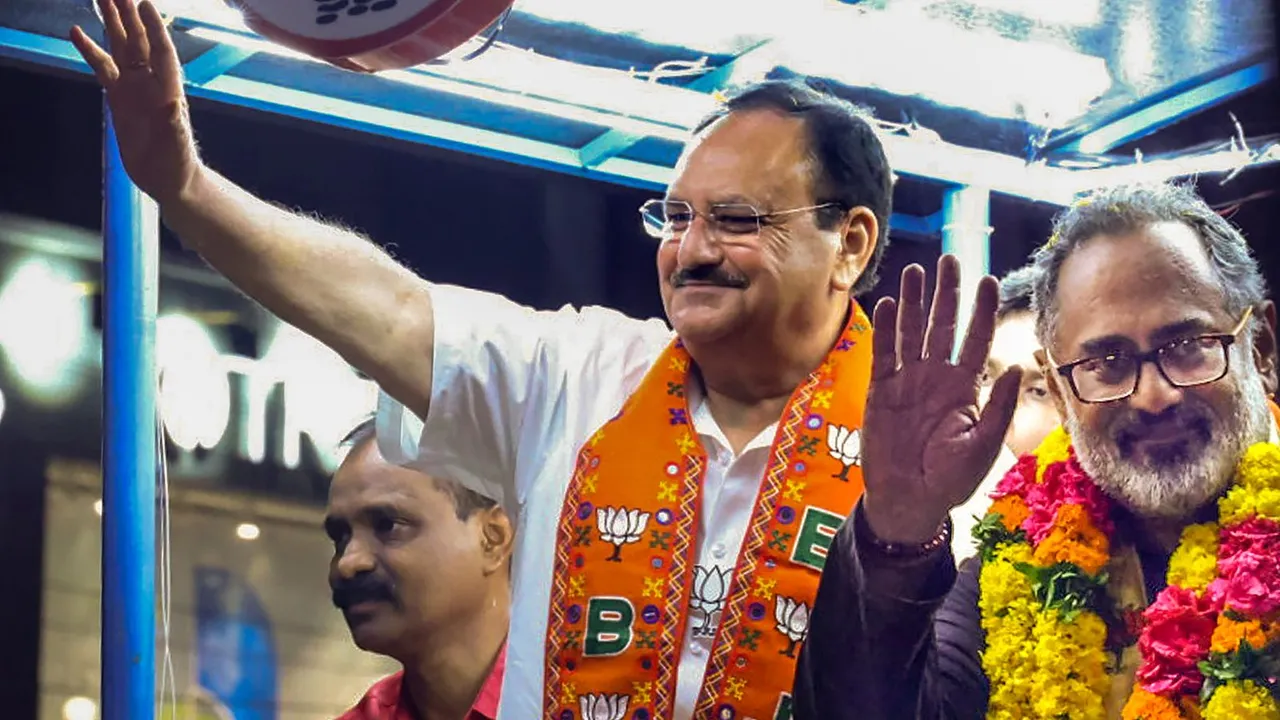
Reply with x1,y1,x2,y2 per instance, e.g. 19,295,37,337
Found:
71,0,200,204
861,256,1022,544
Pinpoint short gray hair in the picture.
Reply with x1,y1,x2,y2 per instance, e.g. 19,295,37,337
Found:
1030,182,1267,349
339,417,498,520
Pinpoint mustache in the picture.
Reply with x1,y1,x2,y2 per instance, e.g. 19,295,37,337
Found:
670,264,749,289
1113,403,1211,445
331,574,396,610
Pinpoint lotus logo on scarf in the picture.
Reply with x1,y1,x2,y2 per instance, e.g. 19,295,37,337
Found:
579,692,630,720
596,506,650,562
774,596,811,658
826,424,862,481
689,564,731,636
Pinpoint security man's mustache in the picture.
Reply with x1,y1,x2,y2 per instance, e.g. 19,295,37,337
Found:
670,264,749,289
331,573,397,610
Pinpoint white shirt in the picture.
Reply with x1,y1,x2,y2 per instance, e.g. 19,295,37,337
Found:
376,284,779,720
951,445,1018,561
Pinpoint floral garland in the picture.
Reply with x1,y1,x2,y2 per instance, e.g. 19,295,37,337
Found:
975,426,1280,719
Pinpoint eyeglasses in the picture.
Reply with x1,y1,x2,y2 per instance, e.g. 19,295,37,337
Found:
637,199,838,242
1050,307,1254,404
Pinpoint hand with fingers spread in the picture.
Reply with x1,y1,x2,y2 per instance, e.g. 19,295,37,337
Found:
71,0,201,205
861,255,1023,546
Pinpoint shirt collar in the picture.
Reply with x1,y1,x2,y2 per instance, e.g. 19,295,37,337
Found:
685,374,777,456
345,643,507,720
470,642,506,719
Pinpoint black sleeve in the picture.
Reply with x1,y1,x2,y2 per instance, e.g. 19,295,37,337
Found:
791,502,987,719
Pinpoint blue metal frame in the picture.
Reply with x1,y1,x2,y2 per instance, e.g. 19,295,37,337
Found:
940,185,991,356
1046,58,1276,155
100,106,159,720
0,27,940,235
578,40,773,168
181,43,256,85
0,26,1090,205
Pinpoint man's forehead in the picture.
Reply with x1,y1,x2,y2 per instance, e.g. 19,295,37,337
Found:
1051,221,1227,352
328,449,426,512
668,109,811,204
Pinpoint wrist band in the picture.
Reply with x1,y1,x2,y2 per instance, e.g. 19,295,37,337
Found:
861,513,952,559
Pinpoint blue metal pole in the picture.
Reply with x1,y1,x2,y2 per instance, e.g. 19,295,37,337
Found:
941,184,992,357
100,102,158,720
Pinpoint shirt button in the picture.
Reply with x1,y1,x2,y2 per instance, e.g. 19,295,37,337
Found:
711,543,727,560
692,643,706,656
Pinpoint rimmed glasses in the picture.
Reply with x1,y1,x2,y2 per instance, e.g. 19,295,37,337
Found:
1050,307,1255,404
637,199,837,242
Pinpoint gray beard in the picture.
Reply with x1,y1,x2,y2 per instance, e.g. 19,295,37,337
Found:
1064,353,1272,519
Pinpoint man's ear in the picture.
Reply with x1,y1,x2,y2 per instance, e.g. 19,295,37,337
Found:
477,506,515,575
1256,300,1278,400
832,206,878,294
1034,348,1069,420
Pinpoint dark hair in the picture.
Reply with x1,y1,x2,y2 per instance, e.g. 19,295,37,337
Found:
1031,182,1267,347
693,78,894,294
340,417,498,520
996,264,1037,322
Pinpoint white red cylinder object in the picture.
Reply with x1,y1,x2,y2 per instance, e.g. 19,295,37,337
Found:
226,0,515,72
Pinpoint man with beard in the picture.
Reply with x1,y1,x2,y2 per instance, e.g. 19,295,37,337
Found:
328,420,513,720
72,2,895,716
793,183,1280,719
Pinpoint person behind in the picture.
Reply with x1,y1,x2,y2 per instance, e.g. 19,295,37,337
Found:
71,2,895,717
793,182,1280,719
951,264,1061,557
330,419,513,720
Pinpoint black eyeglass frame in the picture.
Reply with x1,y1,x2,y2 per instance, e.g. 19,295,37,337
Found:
1050,306,1255,404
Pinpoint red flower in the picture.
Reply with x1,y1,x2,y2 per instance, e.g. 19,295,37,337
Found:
1210,517,1280,616
1022,456,1115,544
992,455,1036,499
1135,585,1220,697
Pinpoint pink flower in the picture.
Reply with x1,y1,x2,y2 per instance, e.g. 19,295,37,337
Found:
1210,517,1280,616
1021,455,1114,544
1136,585,1220,697
992,455,1036,499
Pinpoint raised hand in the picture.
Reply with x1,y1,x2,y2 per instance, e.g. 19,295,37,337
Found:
861,255,1023,545
70,0,201,205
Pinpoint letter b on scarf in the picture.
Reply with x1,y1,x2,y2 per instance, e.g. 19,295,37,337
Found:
584,597,635,656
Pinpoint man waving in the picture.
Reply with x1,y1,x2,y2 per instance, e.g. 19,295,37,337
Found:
70,1,924,716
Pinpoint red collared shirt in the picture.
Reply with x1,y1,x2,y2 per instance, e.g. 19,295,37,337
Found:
337,645,506,720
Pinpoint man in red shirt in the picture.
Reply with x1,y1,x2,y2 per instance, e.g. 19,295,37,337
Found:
328,420,512,720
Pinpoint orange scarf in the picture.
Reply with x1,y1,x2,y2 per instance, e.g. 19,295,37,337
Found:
544,303,873,720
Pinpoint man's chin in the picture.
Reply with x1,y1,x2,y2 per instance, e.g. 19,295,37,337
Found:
348,624,400,655
344,609,400,653
669,307,744,345
1100,464,1230,519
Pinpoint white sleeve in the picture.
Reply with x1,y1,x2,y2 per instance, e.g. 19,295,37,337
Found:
376,283,670,512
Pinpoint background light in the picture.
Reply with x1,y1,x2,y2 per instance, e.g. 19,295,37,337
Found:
0,257,89,403
156,314,231,452
236,522,261,541
258,323,378,472
93,499,103,517
62,696,97,720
